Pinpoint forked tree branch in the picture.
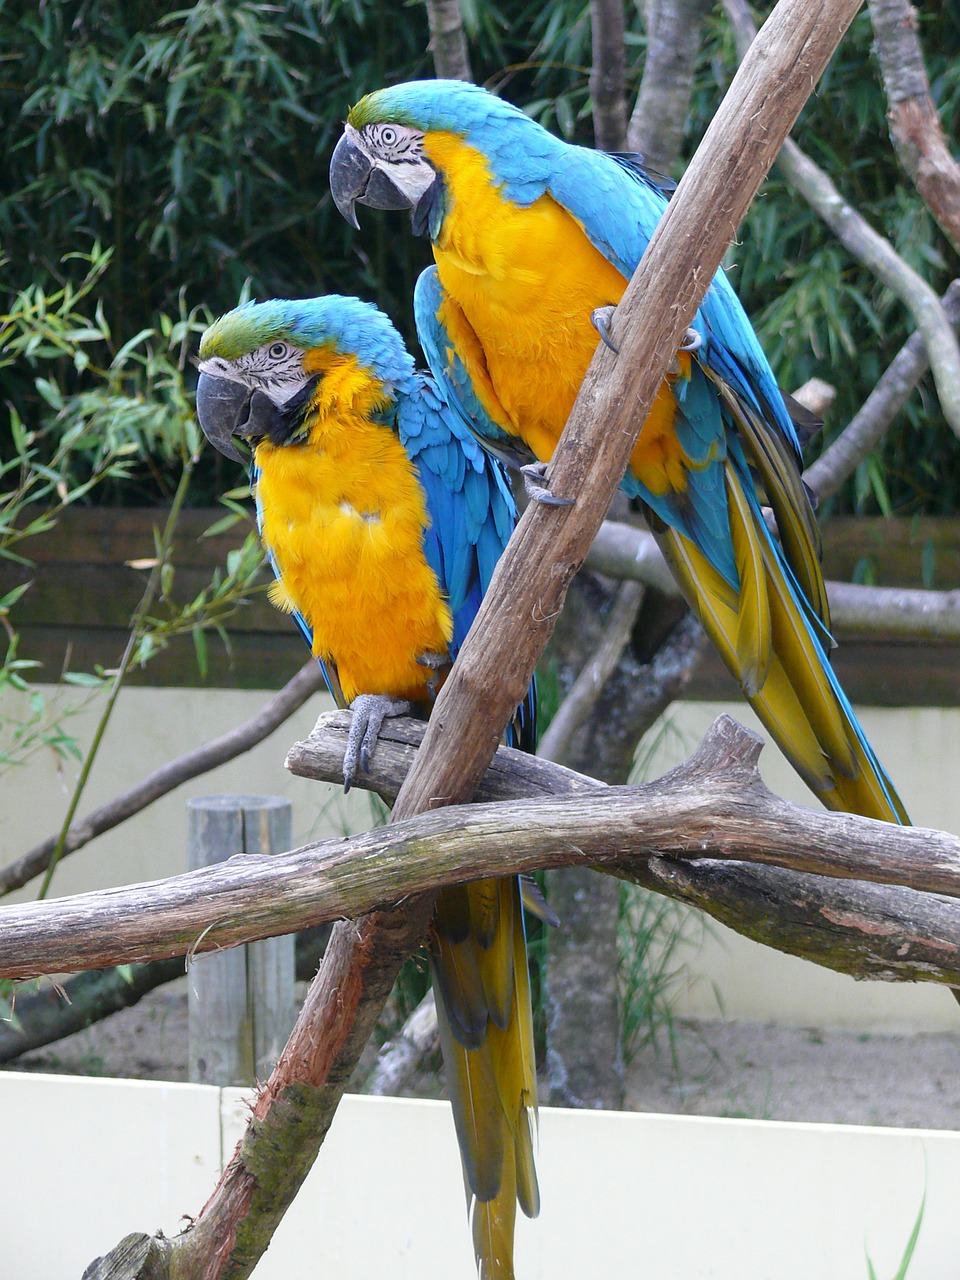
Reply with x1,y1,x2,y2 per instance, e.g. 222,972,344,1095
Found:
8,715,960,986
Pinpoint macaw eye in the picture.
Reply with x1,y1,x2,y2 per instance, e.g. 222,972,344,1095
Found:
380,126,398,147
268,342,289,360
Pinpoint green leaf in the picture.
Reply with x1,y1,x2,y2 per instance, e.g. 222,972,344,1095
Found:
192,625,209,677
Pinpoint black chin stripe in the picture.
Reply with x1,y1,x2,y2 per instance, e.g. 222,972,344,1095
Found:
412,170,445,239
240,376,322,447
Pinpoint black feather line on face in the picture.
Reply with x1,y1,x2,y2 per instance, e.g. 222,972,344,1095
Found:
239,375,321,447
411,170,445,240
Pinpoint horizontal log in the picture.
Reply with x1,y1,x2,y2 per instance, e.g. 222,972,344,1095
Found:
4,715,960,983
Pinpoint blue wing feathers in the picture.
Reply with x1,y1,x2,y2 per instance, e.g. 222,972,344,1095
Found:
398,373,517,660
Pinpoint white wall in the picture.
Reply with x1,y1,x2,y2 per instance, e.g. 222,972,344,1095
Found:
2,687,957,1030
640,702,960,1032
2,1075,956,1280
0,684,368,901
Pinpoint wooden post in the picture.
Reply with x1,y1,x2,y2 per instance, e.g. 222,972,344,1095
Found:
187,795,295,1085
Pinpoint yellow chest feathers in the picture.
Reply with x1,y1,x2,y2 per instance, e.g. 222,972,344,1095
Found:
254,367,452,704
423,132,627,455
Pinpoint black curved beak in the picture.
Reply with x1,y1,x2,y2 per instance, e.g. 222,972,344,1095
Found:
196,373,251,464
329,132,414,229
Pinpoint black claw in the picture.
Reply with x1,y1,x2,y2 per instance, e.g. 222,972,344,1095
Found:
521,462,575,508
679,326,702,354
591,306,620,355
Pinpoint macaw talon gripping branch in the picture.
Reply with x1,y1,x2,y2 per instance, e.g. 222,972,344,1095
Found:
343,694,413,791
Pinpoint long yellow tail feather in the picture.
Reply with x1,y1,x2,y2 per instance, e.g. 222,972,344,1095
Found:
432,876,539,1280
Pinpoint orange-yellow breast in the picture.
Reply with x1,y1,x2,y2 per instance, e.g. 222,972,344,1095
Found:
254,356,452,704
424,132,691,497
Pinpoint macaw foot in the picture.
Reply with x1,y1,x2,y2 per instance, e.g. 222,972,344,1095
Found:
416,650,452,699
592,306,703,363
590,305,619,354
343,694,411,792
520,461,575,507
678,326,702,354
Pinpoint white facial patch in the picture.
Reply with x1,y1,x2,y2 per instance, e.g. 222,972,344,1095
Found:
199,342,309,407
354,121,437,205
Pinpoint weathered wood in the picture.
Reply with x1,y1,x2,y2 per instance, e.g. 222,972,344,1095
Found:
7,715,960,985
187,795,295,1086
638,856,960,984
81,1233,171,1280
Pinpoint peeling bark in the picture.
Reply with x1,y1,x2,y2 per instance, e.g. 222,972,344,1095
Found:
627,0,713,173
868,0,960,254
424,0,471,81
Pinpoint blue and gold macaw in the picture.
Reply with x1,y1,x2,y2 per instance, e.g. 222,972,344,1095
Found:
195,295,541,1280
330,79,908,826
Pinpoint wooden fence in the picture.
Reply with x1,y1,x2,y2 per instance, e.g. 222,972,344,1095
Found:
3,507,959,703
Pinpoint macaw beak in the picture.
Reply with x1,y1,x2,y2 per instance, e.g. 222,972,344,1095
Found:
195,373,252,464
329,131,414,229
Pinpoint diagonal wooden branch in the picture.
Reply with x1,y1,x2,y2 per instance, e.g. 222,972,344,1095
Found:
868,0,960,255
804,279,960,503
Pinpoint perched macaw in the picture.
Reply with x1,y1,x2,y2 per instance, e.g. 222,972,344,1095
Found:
330,78,908,826
195,295,542,1280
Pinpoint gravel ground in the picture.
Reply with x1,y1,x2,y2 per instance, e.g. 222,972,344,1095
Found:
5,983,960,1131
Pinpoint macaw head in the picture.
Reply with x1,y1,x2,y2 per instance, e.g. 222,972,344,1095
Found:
330,79,552,238
195,295,415,462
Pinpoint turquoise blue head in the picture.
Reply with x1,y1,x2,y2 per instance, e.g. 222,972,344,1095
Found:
330,79,561,235
196,295,415,461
